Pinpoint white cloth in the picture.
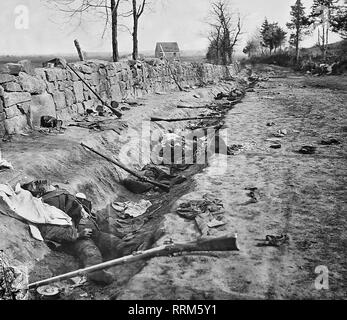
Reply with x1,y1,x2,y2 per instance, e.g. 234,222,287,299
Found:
112,199,152,218
0,184,72,226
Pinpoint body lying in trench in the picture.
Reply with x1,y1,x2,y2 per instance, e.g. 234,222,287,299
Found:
21,181,163,285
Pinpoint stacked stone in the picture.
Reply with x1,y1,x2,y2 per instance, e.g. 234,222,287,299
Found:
0,60,240,137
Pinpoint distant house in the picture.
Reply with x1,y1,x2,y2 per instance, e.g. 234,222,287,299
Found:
155,42,180,60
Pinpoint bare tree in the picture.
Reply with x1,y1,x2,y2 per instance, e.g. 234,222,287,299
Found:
206,0,242,65
48,0,130,62
131,0,147,60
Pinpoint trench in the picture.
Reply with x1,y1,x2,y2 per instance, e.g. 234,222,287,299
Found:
20,80,243,300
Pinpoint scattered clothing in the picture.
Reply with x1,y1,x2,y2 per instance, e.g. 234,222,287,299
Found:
176,194,225,236
265,234,289,247
0,184,72,227
29,225,44,241
270,143,281,149
297,146,316,155
111,199,152,218
227,144,243,155
40,116,63,129
242,187,259,205
273,129,287,138
122,178,152,194
320,138,340,146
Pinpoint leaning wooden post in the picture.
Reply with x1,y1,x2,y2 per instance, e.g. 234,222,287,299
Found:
74,39,84,61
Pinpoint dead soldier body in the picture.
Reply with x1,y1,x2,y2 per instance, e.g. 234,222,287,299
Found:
22,181,161,285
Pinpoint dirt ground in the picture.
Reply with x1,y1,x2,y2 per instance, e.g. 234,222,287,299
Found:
117,65,347,300
0,64,346,300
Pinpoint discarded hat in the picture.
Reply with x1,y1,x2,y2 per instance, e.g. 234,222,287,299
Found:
76,192,87,199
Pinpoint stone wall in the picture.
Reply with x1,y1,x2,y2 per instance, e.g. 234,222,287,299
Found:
0,59,240,136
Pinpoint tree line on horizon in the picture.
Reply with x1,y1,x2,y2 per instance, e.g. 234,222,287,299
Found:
242,0,347,63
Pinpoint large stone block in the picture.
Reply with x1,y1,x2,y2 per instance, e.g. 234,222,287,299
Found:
0,120,6,135
5,105,21,119
45,69,57,82
83,100,94,110
46,82,55,94
91,73,99,86
30,93,56,126
73,81,84,102
18,72,46,94
35,68,47,81
52,91,66,110
110,84,122,101
75,64,93,74
4,115,28,134
65,88,76,106
3,92,31,107
55,69,65,81
18,60,36,76
3,82,22,92
0,74,16,84
0,63,23,76
56,107,73,121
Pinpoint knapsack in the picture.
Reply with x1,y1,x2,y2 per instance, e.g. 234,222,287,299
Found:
42,190,85,226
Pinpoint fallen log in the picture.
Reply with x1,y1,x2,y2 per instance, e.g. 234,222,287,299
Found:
151,116,222,122
81,143,170,192
28,234,238,289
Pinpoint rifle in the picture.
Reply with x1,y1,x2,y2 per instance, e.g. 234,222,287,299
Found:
28,235,238,289
54,58,122,118
81,143,170,192
150,116,222,122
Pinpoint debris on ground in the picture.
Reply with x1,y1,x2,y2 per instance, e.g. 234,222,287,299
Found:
261,234,290,247
214,88,245,101
0,251,28,300
176,194,225,236
122,178,153,194
111,199,152,218
36,285,60,300
40,116,63,130
297,146,316,155
273,129,288,138
227,144,243,155
242,187,259,205
266,121,276,127
69,114,124,132
0,159,14,171
270,143,282,149
320,138,340,145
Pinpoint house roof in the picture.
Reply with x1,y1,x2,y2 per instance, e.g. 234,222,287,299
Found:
156,42,180,53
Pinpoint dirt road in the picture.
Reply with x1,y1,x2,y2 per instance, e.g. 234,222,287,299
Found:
117,65,347,300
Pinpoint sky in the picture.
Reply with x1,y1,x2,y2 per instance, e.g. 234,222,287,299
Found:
0,0,343,56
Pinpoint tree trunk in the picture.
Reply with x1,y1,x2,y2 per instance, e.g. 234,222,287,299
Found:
132,0,139,60
111,0,119,62
295,28,300,63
